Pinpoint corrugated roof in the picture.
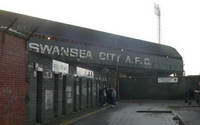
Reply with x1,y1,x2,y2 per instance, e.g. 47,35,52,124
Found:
0,10,182,59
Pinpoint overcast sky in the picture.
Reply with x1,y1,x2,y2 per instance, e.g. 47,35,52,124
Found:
1,0,199,75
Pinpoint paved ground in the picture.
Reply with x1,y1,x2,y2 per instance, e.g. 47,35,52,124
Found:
70,100,200,125
71,100,185,125
171,104,200,125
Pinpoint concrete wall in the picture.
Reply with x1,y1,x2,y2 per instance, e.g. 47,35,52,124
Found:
0,32,28,125
120,76,200,100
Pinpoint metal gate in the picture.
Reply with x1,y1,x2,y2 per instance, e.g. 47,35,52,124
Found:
54,74,59,117
73,78,77,112
62,75,67,115
36,71,43,123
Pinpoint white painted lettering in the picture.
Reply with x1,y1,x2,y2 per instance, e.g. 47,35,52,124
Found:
80,49,86,59
110,53,116,61
29,43,39,52
117,55,121,62
70,48,78,57
144,58,151,65
135,57,141,64
60,47,69,56
125,56,132,64
99,52,106,60
29,42,151,67
40,44,53,54
52,46,60,55
106,53,110,61
86,50,92,59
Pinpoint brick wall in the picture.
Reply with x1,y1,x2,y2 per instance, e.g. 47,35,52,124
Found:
0,32,28,125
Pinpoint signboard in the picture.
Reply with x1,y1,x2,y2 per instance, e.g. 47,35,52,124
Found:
52,60,69,74
29,38,151,67
28,37,183,71
76,67,94,78
158,77,178,83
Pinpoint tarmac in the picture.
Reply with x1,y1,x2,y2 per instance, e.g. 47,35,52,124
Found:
67,100,200,125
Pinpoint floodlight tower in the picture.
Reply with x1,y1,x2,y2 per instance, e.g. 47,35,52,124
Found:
154,3,161,44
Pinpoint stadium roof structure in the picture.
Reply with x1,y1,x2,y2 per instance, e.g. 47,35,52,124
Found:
0,10,183,74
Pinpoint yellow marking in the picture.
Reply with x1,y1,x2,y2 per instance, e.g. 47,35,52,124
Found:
60,106,111,125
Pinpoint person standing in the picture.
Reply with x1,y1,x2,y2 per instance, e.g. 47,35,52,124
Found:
99,88,104,106
103,88,107,106
194,89,200,104
185,88,194,105
112,88,117,105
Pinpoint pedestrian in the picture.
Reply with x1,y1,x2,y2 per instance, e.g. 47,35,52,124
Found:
194,89,200,104
185,88,194,105
103,88,107,106
99,87,104,106
112,88,117,105
107,88,113,105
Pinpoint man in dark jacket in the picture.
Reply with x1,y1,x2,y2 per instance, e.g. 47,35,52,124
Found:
99,88,104,106
194,89,200,104
185,88,194,105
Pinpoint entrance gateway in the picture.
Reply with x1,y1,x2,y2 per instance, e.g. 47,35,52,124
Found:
26,21,183,124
